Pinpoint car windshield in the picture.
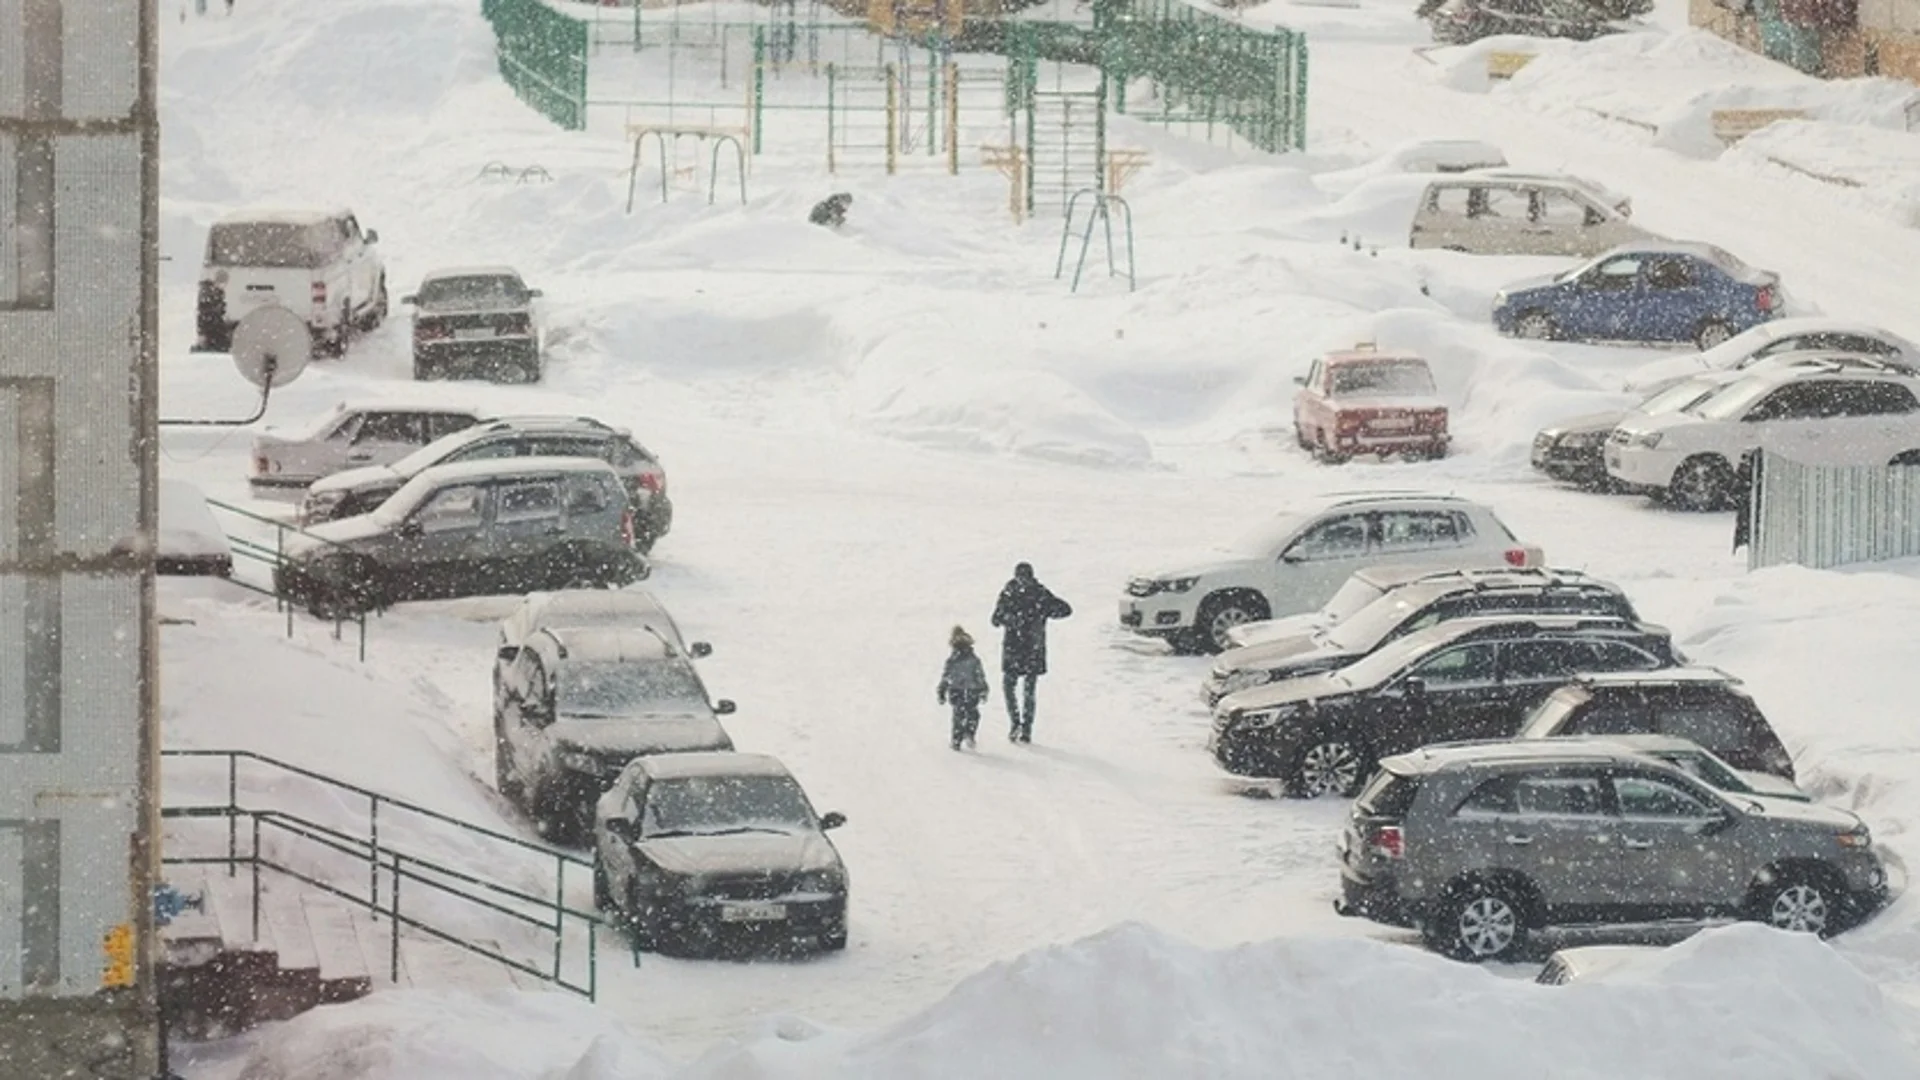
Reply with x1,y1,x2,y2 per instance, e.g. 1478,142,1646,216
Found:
1330,361,1436,397
1318,577,1392,626
388,430,486,478
207,221,334,268
1231,512,1308,557
1332,633,1443,688
642,776,815,836
1657,749,1752,794
1687,378,1774,421
1519,686,1590,737
1637,380,1720,416
557,659,707,717
416,274,528,310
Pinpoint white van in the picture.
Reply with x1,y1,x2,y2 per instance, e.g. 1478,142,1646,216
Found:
1409,174,1648,257
194,208,388,356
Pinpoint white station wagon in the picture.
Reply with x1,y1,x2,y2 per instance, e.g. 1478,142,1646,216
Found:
249,400,490,493
1119,493,1546,654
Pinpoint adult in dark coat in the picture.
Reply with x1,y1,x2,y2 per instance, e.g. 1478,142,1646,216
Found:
991,562,1072,743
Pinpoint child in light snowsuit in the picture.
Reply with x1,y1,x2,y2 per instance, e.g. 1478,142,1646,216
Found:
936,626,989,751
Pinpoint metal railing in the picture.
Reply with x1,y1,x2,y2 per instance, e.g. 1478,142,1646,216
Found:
202,497,368,660
160,749,602,999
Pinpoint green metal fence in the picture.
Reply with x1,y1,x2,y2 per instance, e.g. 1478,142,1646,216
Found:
483,0,589,131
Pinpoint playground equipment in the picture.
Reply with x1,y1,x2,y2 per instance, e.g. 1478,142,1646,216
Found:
826,63,900,174
625,125,750,210
1054,188,1136,293
476,162,555,184
867,0,964,40
980,144,1026,222
1106,148,1150,194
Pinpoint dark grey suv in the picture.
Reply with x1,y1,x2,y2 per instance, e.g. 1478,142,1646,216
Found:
301,416,674,552
1335,741,1888,962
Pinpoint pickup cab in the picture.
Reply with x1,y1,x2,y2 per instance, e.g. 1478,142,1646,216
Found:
194,208,387,356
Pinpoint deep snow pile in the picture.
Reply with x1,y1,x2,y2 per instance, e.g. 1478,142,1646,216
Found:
212,923,1920,1080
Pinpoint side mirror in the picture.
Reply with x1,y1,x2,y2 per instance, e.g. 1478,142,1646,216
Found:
496,645,519,663
364,229,380,244
399,293,417,306
820,811,847,831
690,641,713,659
1402,676,1428,698
1280,549,1305,564
1292,376,1306,386
714,699,737,716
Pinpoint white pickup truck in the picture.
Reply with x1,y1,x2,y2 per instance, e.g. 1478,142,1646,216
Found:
194,208,388,356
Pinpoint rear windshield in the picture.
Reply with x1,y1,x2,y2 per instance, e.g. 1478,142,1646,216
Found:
417,275,529,310
1331,361,1436,397
207,221,339,268
1638,380,1721,416
1355,770,1420,818
1518,685,1591,737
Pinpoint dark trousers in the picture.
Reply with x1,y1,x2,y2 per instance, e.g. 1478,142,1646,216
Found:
1003,673,1037,736
949,693,981,745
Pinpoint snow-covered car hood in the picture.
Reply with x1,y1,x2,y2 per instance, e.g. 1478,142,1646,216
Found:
1216,670,1349,715
637,829,843,879
1495,273,1562,300
1738,793,1863,831
1217,634,1327,674
308,463,404,495
1228,613,1332,649
550,714,730,757
1136,555,1261,586
1540,410,1628,440
1736,770,1811,802
1622,354,1720,395
285,513,390,558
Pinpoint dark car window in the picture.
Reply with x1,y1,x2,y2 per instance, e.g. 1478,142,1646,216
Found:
496,481,561,525
612,438,657,467
642,776,815,837
529,436,608,460
1456,775,1519,817
1612,774,1718,820
1377,511,1463,553
446,438,522,463
1652,701,1754,754
1461,773,1609,818
1833,381,1919,417
1356,770,1421,817
413,484,486,533
1586,256,1641,289
1564,699,1651,736
1287,515,1370,561
1408,642,1498,687
1590,641,1665,670
1743,383,1829,423
1644,257,1696,290
355,412,423,445
1501,639,1605,682
566,476,614,515
416,275,528,310
425,413,480,440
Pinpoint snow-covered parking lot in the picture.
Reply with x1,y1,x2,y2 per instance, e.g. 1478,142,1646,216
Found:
159,0,1920,1075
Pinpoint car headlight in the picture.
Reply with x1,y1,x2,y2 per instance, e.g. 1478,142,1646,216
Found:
1160,576,1200,594
1837,826,1873,850
1562,430,1606,448
1625,430,1663,449
1223,670,1272,695
795,870,843,894
1233,705,1299,731
1126,577,1161,598
1493,290,1508,306
555,749,600,774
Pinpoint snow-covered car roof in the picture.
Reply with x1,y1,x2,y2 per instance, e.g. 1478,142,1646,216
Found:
524,589,674,627
1381,138,1507,172
1727,316,1914,350
542,627,675,663
1387,738,1646,774
1462,168,1631,210
212,207,350,226
1323,348,1428,365
405,455,619,488
640,751,792,782
418,265,525,283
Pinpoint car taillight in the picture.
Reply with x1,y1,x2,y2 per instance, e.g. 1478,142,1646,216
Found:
1367,824,1405,860
620,507,636,547
1755,285,1778,312
637,471,664,494
311,281,327,310
1336,414,1365,434
500,314,531,335
1418,409,1448,432
1503,547,1529,567
415,322,450,342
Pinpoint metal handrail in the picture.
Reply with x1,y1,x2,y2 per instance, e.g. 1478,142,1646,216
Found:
163,805,599,998
160,749,602,998
199,497,369,659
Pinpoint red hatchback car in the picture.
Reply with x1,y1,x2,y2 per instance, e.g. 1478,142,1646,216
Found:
1293,346,1450,463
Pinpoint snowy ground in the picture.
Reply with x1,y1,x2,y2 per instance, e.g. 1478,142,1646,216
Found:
158,0,1920,1075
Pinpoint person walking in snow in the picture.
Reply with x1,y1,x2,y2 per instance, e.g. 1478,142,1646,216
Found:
936,626,989,751
991,562,1072,744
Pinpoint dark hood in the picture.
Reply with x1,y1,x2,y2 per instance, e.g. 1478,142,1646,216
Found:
549,714,731,757
638,829,844,878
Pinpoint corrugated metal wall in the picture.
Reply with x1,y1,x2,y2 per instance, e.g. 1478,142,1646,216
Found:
1749,451,1920,569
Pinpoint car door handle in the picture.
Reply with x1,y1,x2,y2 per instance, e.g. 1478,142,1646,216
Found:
1621,837,1654,850
347,452,374,461
1503,834,1532,846
544,527,567,536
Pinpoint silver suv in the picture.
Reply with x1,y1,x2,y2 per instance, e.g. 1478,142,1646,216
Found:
275,457,647,617
1335,741,1887,962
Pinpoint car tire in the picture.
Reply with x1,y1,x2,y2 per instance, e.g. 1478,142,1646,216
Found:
1285,733,1372,799
364,277,389,330
1313,430,1349,465
1888,450,1920,467
1694,319,1733,351
302,554,377,619
1425,879,1530,963
1668,455,1734,513
1514,311,1557,341
1193,592,1270,655
592,859,613,911
1748,869,1843,937
624,884,661,952
822,924,849,952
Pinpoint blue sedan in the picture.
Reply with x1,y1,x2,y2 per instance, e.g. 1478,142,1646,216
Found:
1492,241,1785,351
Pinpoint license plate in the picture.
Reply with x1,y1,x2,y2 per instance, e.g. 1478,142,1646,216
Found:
1369,418,1414,432
720,901,787,923
455,327,494,340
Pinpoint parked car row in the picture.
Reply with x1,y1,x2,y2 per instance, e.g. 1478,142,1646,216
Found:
194,206,546,382
488,589,851,956
1189,559,1887,962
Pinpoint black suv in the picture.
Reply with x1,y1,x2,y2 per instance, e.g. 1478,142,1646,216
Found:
495,626,736,843
1515,669,1795,779
1204,568,1636,705
302,416,674,552
1208,615,1679,797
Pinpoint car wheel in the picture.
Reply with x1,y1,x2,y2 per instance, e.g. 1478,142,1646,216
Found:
1196,593,1268,655
1750,871,1840,937
822,924,849,952
1694,319,1733,351
1426,880,1529,962
1514,311,1557,341
1286,735,1371,799
1888,450,1920,467
592,859,612,910
1668,455,1734,513
1314,430,1349,465
366,277,389,330
624,884,662,952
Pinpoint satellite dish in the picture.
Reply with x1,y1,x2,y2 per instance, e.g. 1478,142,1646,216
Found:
230,306,311,390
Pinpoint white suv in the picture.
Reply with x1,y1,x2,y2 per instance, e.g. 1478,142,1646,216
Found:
1607,362,1920,510
194,208,388,356
1119,493,1545,654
